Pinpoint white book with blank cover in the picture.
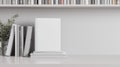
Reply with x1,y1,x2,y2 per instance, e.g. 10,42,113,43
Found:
31,18,66,57
20,26,24,56
5,24,15,56
24,26,33,57
15,24,20,57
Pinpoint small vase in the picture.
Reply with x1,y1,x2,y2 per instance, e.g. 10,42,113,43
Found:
1,41,8,56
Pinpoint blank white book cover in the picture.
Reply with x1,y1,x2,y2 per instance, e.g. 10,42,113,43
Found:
35,18,61,52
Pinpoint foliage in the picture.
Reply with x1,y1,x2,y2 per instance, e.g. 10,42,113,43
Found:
0,14,19,41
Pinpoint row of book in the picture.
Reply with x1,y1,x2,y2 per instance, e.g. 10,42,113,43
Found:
0,0,120,5
5,24,33,57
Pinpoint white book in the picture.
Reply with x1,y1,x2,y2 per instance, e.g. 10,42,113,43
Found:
83,0,86,4
0,0,2,4
85,0,89,5
15,0,18,4
23,26,33,57
95,0,98,5
104,0,107,5
5,24,15,56
109,0,112,4
23,0,25,4
0,42,1,48
80,0,83,4
101,0,104,4
117,0,120,4
56,0,58,5
19,26,24,56
73,0,76,5
38,0,41,5
106,0,110,5
6,0,11,4
3,0,6,4
12,0,16,4
31,0,34,5
71,0,74,4
105,0,108,5
30,18,66,57
88,0,91,4
28,0,31,4
15,24,20,57
35,18,61,52
66,0,69,5
23,0,27,4
51,0,53,5
97,0,100,5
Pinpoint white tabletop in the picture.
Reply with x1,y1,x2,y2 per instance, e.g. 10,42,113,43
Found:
0,55,120,64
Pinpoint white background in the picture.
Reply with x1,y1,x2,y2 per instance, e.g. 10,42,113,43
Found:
1,8,120,55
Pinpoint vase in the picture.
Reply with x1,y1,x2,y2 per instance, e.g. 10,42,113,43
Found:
1,41,8,56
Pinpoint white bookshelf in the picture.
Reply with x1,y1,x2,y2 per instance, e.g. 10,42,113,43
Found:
0,5,120,7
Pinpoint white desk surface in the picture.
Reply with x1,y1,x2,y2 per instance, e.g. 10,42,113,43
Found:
0,55,120,64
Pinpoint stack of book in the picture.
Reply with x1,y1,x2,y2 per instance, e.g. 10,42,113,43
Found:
5,24,33,57
0,0,120,5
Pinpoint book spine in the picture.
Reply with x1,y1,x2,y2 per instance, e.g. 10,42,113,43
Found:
19,0,23,4
22,0,25,4
83,0,86,4
93,0,95,4
0,42,1,48
74,0,76,5
53,0,56,4
108,0,110,5
106,0,109,5
18,25,20,57
28,0,31,4
95,0,98,5
56,0,58,5
38,0,41,5
86,0,89,5
31,0,34,5
51,0,53,5
58,0,60,4
113,0,117,4
76,0,80,4
15,24,17,57
117,0,120,4
72,0,75,4
88,0,91,4
48,0,51,4
15,25,20,57
61,0,64,4
3,0,6,4
6,0,11,4
15,0,17,4
105,0,107,4
65,0,67,4
20,26,24,56
110,0,112,4
0,0,2,4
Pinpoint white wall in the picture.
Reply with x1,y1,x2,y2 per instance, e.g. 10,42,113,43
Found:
1,8,120,55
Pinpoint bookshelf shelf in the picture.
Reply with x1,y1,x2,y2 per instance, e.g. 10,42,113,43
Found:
0,5,120,8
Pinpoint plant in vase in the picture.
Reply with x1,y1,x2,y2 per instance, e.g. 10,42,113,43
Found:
0,14,19,56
